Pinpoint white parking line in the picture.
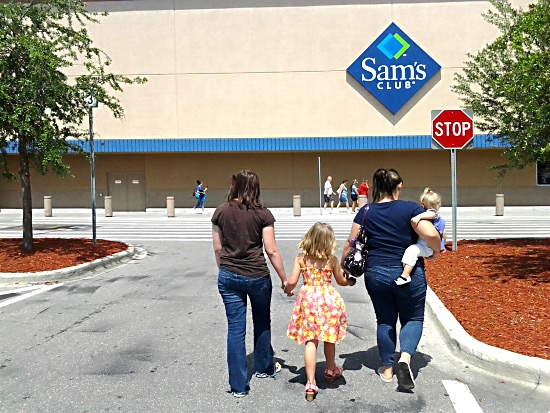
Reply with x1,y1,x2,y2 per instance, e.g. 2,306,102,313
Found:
0,285,44,295
0,283,64,308
443,379,484,413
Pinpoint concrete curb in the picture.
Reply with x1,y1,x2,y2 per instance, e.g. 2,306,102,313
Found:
0,244,138,283
426,286,550,388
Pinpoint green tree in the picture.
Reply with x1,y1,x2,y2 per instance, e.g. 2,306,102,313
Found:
0,0,146,251
452,0,550,176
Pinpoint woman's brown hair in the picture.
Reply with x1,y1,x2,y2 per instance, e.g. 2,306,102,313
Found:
371,168,403,203
226,170,263,209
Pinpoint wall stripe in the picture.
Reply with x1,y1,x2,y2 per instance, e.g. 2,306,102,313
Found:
5,135,503,154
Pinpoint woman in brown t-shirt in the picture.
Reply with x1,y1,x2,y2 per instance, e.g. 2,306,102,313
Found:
212,170,288,398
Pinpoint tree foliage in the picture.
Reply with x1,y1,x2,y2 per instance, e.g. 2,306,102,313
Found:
0,0,146,250
452,0,550,176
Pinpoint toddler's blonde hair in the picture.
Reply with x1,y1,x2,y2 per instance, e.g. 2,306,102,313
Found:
298,222,337,260
420,187,442,211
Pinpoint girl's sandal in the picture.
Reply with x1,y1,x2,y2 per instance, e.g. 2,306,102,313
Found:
304,382,318,402
324,365,344,383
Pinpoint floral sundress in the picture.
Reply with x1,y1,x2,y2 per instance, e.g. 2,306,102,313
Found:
286,257,347,344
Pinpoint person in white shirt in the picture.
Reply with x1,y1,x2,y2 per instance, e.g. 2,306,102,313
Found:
323,176,336,213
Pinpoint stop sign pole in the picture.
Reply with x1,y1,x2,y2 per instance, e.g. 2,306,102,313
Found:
431,109,474,251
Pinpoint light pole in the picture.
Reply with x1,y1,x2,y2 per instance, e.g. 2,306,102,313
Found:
85,95,98,245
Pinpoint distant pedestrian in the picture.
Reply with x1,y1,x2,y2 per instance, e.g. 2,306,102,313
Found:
193,180,208,213
323,176,336,213
285,222,355,401
358,179,369,204
212,170,288,398
396,188,447,285
335,180,350,213
350,179,359,213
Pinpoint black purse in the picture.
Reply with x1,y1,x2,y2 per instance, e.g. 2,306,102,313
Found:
343,206,369,277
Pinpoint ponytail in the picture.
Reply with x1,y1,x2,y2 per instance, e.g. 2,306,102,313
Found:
371,168,403,202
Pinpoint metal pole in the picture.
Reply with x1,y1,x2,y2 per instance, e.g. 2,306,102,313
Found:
451,149,457,251
89,107,97,246
318,157,322,215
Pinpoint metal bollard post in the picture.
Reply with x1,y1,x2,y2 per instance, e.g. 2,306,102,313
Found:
495,193,504,216
358,195,367,208
104,196,113,217
293,195,301,217
167,196,175,217
44,196,52,217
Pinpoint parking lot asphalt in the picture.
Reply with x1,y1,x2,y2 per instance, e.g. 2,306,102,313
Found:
1,205,549,390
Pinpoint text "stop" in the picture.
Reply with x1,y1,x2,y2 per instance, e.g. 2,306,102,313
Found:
433,121,472,137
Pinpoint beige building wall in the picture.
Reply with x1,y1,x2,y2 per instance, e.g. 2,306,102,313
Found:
83,0,526,139
1,0,547,209
0,150,541,209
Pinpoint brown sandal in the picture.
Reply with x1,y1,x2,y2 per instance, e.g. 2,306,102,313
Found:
324,365,343,383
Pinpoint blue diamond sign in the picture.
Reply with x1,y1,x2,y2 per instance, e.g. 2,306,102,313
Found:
347,23,441,115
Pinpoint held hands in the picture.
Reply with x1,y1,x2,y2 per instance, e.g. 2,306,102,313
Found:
340,259,356,286
282,280,294,297
345,274,356,286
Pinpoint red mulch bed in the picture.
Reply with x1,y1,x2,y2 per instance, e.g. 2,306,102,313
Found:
0,238,127,273
426,239,550,360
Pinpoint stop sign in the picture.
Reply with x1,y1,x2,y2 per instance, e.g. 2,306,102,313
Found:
431,109,474,149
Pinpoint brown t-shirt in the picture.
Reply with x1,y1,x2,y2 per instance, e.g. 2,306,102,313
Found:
211,202,276,277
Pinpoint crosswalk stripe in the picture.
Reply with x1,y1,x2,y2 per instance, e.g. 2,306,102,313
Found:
1,217,548,242
443,380,484,413
0,284,64,308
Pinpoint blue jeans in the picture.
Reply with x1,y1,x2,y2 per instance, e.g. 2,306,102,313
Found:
218,268,275,394
364,264,427,366
194,194,206,208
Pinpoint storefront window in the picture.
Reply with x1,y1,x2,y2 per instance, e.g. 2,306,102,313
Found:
536,161,550,186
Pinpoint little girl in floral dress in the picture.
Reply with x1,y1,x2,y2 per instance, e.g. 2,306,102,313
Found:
284,222,356,401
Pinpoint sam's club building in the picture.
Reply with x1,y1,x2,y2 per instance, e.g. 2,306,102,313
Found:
1,0,548,210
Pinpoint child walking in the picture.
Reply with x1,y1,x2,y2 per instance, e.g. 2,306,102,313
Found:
396,187,447,285
284,222,355,401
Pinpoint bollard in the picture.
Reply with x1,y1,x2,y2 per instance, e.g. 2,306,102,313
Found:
495,193,504,216
167,196,175,217
104,196,113,217
44,196,52,217
293,195,301,217
358,194,367,208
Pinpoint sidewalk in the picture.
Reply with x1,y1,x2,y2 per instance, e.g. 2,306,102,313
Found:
1,205,549,390
2,205,548,221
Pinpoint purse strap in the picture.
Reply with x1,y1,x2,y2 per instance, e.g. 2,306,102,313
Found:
350,205,369,247
360,205,370,226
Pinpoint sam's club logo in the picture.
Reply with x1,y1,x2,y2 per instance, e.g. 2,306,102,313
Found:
347,23,441,115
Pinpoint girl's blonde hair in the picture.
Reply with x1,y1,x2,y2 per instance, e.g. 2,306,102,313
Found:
298,222,337,260
420,187,442,211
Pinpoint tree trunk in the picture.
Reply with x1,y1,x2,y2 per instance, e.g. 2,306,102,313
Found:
19,146,33,251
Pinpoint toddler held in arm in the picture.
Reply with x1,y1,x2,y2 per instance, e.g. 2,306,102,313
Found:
395,188,447,286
